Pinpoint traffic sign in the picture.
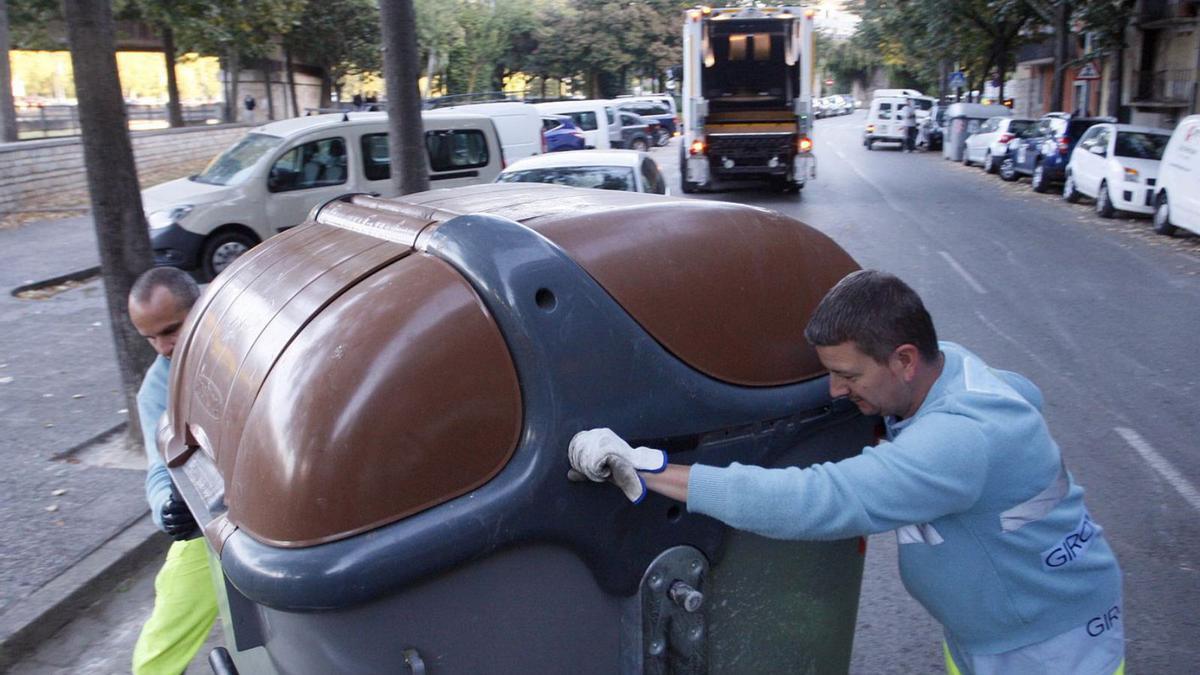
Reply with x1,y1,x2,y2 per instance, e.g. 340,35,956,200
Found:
948,71,967,89
1076,61,1101,80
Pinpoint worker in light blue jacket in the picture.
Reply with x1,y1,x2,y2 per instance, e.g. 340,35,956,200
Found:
568,269,1124,675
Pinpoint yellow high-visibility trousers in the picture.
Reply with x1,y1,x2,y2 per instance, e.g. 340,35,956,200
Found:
132,537,218,675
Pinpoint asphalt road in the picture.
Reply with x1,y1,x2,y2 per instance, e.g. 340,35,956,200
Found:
10,114,1199,673
666,111,1199,673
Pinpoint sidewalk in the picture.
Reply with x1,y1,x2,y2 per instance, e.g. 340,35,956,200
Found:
0,215,164,667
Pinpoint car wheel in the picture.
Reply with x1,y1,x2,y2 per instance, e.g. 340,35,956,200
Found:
1062,172,1082,203
865,139,874,150
631,137,649,152
1031,162,1050,193
999,157,1018,182
1153,192,1178,236
983,151,996,174
200,229,257,281
1095,180,1116,218
654,129,670,147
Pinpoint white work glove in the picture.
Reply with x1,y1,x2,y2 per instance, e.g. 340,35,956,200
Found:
567,428,667,503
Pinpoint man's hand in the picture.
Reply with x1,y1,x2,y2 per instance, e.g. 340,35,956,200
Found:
567,428,666,503
161,486,198,541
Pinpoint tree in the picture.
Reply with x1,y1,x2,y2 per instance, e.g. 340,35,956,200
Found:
380,0,430,195
61,0,155,447
0,0,18,142
284,0,382,109
1077,0,1136,118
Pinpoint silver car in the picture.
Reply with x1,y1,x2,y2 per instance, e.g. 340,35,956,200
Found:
963,116,1035,173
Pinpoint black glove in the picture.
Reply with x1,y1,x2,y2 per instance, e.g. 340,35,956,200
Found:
161,485,199,541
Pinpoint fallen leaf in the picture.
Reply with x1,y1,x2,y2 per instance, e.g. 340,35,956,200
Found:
0,376,13,384
71,394,84,399
43,393,54,398
45,504,58,512
52,488,67,496
43,423,54,428
117,408,128,415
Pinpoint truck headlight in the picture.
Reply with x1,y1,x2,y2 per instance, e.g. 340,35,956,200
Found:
148,205,194,230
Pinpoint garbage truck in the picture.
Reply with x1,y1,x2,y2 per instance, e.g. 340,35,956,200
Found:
679,5,817,193
159,184,874,673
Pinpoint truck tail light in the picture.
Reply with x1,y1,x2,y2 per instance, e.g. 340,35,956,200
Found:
689,139,706,156
1057,137,1070,155
798,136,813,153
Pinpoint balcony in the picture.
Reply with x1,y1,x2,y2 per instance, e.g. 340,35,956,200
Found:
1133,68,1197,105
1139,0,1199,26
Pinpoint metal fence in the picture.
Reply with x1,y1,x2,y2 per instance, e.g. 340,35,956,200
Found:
14,103,224,139
1135,69,1196,103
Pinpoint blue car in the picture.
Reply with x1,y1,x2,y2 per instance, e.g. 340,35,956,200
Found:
1002,114,1114,192
542,115,587,152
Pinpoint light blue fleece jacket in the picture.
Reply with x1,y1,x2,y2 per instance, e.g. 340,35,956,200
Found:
137,355,173,532
687,342,1122,655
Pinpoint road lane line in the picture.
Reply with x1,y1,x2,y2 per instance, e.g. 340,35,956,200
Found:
1114,427,1200,513
938,251,987,294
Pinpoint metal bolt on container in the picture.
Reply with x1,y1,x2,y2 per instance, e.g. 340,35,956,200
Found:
159,183,875,673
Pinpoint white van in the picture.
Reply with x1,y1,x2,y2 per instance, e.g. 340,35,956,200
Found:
534,100,621,149
863,94,937,149
1152,114,1200,237
142,111,503,279
425,102,543,162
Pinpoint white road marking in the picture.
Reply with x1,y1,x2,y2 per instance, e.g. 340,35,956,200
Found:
937,250,987,294
1115,426,1200,513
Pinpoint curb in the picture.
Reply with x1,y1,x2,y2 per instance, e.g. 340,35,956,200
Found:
0,513,169,670
9,266,102,298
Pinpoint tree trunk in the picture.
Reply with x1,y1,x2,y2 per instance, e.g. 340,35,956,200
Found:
1050,1,1070,112
161,23,184,128
261,60,275,121
61,0,155,448
380,0,430,195
224,50,241,123
997,42,1008,102
319,70,333,109
285,46,299,117
0,0,19,142
1108,45,1123,119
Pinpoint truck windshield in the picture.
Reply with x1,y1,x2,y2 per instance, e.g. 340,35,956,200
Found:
1114,132,1169,160
497,166,636,192
192,133,284,186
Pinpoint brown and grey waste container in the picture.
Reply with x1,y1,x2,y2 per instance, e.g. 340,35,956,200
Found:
160,184,874,674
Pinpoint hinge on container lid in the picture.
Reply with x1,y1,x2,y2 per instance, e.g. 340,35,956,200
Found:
642,545,709,674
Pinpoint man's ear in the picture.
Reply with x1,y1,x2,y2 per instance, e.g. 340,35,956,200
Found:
891,344,921,381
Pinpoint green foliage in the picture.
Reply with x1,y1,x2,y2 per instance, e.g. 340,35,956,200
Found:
283,0,381,83
7,0,64,50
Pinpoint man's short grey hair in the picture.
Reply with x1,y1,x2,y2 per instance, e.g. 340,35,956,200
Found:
130,267,200,311
804,269,939,364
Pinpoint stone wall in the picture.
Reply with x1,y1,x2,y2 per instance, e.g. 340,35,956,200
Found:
0,124,250,215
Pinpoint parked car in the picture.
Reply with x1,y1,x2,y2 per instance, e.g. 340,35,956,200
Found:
615,99,678,145
534,100,621,149
863,94,936,149
495,149,668,194
424,102,543,162
1151,114,1200,236
1062,123,1172,217
1003,114,1113,191
541,115,587,152
142,112,504,279
615,111,653,151
963,116,1035,173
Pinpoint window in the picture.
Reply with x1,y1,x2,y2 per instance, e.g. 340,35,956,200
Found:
566,111,598,131
605,107,615,125
360,129,490,181
1076,127,1100,152
1114,132,1168,160
1008,120,1033,135
268,137,347,192
621,102,670,116
361,133,390,181
878,102,892,120
194,133,283,186
496,166,637,192
542,118,563,132
620,112,641,127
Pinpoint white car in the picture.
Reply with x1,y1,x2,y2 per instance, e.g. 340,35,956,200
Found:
963,116,1035,173
1152,114,1200,237
1062,123,1172,218
494,150,668,194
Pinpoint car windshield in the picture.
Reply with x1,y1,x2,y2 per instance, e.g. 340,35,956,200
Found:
1114,132,1170,160
912,99,934,111
497,166,637,191
1009,120,1034,134
192,133,283,185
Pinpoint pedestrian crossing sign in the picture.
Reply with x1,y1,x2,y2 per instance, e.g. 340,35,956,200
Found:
1076,61,1101,80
